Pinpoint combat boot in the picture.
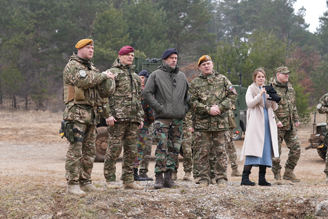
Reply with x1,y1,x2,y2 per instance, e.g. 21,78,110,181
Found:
133,168,147,181
67,185,86,197
198,179,209,186
272,171,283,185
172,172,177,181
123,182,143,190
231,167,242,177
240,170,255,186
283,167,301,182
210,178,216,185
183,172,192,181
80,183,102,192
154,172,164,189
163,170,179,188
106,181,120,189
139,173,154,181
217,178,228,187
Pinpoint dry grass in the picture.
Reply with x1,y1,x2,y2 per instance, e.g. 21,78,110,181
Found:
0,109,327,218
0,109,62,143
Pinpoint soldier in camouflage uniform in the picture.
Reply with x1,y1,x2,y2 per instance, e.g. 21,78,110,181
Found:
103,46,145,190
173,111,193,181
63,39,115,196
226,108,242,177
139,124,154,179
316,93,328,183
270,66,301,183
189,55,237,186
143,48,189,189
133,71,154,181
209,104,242,183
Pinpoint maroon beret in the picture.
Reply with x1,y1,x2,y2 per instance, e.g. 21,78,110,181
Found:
118,46,134,55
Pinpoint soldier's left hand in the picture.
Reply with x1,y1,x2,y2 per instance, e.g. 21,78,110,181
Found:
139,122,144,129
295,121,300,127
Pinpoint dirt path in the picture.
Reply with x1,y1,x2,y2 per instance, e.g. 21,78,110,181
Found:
0,110,326,182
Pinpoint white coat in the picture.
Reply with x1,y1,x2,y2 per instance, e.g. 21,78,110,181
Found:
240,82,279,160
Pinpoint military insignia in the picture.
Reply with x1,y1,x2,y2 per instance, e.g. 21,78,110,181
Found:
229,86,237,95
316,103,322,109
206,55,210,60
79,70,86,77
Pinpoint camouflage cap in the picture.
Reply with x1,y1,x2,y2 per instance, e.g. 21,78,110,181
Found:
276,66,291,74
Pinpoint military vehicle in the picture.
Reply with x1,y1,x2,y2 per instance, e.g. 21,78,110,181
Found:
94,58,248,161
231,85,247,140
306,111,327,160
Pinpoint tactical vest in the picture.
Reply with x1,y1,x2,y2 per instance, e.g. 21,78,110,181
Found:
63,84,108,106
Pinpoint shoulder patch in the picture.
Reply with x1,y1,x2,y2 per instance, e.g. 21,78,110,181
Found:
79,70,86,78
316,103,322,110
229,86,237,94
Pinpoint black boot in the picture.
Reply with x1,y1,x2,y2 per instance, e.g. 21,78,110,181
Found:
139,172,154,181
154,172,163,189
241,170,256,186
133,168,147,181
258,165,271,186
163,170,179,188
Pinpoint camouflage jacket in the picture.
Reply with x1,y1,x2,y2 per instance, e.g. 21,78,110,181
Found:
107,59,144,124
189,71,237,132
228,109,236,130
63,53,110,124
317,93,328,127
269,77,299,130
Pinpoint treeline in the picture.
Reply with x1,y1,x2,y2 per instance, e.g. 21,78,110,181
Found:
0,0,327,120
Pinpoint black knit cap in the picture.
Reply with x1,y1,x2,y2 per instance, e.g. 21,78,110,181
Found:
162,48,178,60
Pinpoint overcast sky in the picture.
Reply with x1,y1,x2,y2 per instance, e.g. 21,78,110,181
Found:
293,0,327,33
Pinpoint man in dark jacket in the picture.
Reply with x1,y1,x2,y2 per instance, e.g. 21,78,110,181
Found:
143,48,189,189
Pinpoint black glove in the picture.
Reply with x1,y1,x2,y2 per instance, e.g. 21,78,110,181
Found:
263,84,281,103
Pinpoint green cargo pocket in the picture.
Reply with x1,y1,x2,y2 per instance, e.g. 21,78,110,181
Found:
194,119,209,130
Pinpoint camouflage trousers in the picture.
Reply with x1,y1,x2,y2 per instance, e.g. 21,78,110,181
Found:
175,127,193,173
139,125,153,174
209,130,237,179
133,129,149,168
154,118,183,173
104,122,139,184
226,129,238,169
193,131,229,182
65,122,96,186
272,129,301,174
323,134,328,176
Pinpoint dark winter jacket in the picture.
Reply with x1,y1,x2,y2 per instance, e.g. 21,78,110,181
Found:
142,62,189,119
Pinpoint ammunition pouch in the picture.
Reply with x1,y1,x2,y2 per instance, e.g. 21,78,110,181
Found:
63,84,106,107
59,120,85,143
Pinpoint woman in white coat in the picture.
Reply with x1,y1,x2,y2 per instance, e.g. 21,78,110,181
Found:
240,68,279,186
